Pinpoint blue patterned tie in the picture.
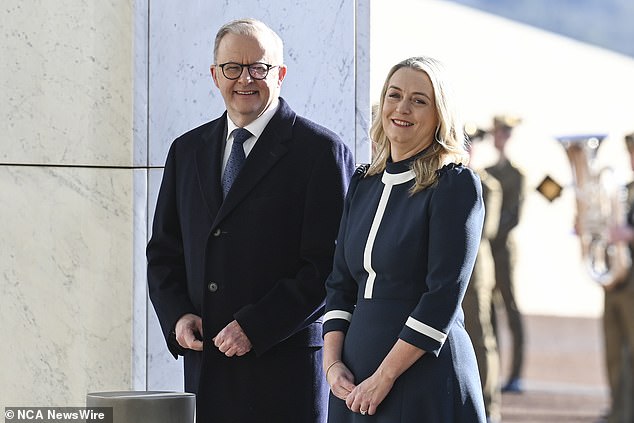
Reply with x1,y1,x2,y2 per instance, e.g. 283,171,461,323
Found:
222,128,252,197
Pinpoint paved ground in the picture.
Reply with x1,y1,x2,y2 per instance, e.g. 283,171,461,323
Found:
497,314,609,422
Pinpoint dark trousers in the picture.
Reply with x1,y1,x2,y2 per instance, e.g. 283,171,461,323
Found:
491,236,524,382
464,241,501,420
604,286,634,423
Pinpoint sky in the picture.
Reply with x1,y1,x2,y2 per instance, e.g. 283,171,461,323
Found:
445,0,634,58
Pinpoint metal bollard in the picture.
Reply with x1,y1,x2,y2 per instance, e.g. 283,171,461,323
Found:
86,391,195,423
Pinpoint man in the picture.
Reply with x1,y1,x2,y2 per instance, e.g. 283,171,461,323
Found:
464,127,503,422
485,114,525,393
147,18,354,423
602,131,634,423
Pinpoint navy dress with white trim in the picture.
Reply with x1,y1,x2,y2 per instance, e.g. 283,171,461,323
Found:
324,154,486,422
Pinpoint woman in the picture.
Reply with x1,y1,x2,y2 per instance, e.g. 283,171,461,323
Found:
322,56,486,422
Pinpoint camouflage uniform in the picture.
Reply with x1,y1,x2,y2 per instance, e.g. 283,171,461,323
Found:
464,170,503,421
604,180,634,423
486,159,525,388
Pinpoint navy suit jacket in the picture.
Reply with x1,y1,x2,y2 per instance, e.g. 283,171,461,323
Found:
147,98,354,422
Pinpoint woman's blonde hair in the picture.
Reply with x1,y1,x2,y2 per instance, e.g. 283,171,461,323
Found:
367,56,469,194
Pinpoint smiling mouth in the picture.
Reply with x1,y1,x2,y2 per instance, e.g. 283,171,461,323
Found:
392,119,413,127
235,90,257,95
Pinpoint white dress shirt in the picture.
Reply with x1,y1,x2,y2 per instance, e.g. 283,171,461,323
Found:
221,99,280,176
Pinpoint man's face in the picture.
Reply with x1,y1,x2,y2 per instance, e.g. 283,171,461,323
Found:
628,148,634,172
493,125,512,151
211,32,286,127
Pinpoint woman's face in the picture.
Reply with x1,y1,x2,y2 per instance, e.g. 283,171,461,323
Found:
382,67,438,156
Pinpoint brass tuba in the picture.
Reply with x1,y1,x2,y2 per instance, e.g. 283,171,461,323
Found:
558,134,630,290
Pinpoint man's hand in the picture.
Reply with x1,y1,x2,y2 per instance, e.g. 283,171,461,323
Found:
213,320,252,357
175,313,204,351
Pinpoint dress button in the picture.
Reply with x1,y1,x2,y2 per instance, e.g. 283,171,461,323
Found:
208,282,218,292
212,228,221,237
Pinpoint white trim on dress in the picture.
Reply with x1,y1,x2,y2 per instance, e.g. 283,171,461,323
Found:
405,316,447,343
363,170,416,299
324,310,353,323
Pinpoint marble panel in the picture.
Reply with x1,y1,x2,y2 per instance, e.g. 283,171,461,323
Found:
355,0,372,164
0,166,134,405
131,169,148,390
146,305,185,391
146,168,184,391
1,1,134,166
133,0,149,167
148,0,358,167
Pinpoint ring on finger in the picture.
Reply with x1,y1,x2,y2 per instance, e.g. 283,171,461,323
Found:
360,409,367,415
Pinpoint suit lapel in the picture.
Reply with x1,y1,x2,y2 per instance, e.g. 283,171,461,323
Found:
195,117,227,220
213,99,295,227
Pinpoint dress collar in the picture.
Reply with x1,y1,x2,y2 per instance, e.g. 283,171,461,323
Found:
382,148,429,185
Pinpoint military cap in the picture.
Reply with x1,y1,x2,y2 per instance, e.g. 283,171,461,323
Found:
493,114,522,130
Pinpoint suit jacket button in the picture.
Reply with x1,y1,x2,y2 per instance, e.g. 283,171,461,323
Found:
208,282,218,292
212,228,222,237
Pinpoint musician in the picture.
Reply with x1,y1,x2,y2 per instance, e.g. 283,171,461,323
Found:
603,132,634,423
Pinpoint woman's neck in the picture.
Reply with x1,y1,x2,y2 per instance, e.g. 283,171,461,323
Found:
390,140,431,162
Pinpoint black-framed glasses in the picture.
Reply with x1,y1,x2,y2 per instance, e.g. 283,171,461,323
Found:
217,62,278,80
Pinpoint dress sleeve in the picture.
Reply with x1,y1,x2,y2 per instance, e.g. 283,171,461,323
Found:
398,165,484,356
322,166,368,335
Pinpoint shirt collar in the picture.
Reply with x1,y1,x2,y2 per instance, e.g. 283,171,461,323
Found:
225,98,280,141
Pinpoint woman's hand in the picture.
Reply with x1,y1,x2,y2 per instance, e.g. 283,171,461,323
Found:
323,331,356,400
345,370,395,416
344,339,425,415
326,361,356,401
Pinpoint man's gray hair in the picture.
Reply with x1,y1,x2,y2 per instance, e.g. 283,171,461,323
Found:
213,18,284,64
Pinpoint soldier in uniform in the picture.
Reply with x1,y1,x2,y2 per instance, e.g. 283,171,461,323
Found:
603,132,634,423
485,115,525,393
464,128,503,423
